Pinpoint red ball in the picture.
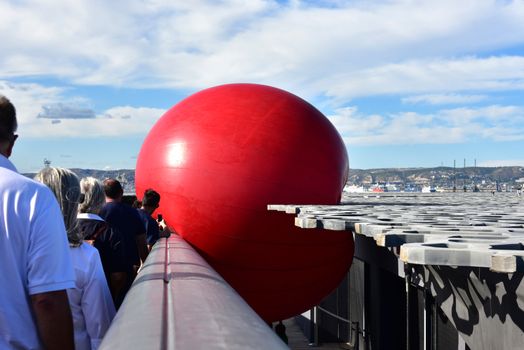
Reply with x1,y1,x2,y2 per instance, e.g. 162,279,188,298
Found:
136,84,353,321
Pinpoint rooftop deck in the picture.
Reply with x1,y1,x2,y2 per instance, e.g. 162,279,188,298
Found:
270,192,524,350
269,192,524,272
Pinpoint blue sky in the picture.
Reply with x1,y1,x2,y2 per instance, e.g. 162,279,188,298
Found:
1,0,524,172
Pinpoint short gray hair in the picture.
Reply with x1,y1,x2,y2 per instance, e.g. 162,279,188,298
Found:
34,167,82,246
79,177,105,214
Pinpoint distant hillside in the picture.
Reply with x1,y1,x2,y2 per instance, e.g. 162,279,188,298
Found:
348,166,524,187
24,168,137,193
23,166,524,193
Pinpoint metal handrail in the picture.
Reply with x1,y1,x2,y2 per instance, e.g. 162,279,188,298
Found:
316,306,351,323
100,234,287,349
313,306,361,350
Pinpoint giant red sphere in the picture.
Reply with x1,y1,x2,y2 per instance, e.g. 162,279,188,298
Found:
136,83,353,321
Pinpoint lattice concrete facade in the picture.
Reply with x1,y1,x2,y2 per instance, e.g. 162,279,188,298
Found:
269,192,524,350
269,192,524,272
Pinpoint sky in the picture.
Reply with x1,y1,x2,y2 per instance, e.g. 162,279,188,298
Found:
1,0,524,172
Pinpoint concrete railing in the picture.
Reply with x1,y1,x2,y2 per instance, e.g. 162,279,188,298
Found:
100,234,287,350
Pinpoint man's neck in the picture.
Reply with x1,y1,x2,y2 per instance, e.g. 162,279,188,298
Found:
0,145,9,158
0,139,14,158
106,197,121,203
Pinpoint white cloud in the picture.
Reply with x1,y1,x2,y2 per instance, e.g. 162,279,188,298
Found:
0,81,66,127
326,107,385,134
38,104,96,119
0,0,524,101
0,80,165,138
438,105,524,126
402,94,487,105
2,0,524,152
328,104,524,146
31,106,166,138
324,56,524,101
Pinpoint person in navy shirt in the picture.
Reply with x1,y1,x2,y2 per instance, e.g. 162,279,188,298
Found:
136,188,169,250
99,178,148,308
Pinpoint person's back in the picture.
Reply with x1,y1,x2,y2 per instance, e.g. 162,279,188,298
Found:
78,176,127,302
137,188,165,249
100,201,145,267
0,96,75,349
35,167,115,350
68,242,115,350
0,164,75,348
78,214,126,283
98,178,147,308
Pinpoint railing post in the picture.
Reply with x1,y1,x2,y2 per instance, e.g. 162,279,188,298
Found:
405,263,411,350
309,306,319,346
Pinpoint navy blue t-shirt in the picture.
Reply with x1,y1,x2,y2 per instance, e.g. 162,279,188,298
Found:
137,208,160,246
99,201,146,267
78,218,126,276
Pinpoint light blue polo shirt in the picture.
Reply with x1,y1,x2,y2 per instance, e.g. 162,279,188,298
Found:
0,155,75,349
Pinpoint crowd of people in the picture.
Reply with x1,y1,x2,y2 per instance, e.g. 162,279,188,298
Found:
0,96,169,349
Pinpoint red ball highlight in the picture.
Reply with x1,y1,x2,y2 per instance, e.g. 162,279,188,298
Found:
136,83,354,321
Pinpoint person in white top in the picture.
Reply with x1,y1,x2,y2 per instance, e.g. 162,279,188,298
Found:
77,176,127,305
0,96,76,349
35,167,116,350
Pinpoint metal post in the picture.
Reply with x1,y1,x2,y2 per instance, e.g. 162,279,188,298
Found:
453,159,457,192
405,264,411,350
308,306,319,346
423,289,431,350
314,306,319,346
432,302,437,350
364,261,370,350
348,321,360,350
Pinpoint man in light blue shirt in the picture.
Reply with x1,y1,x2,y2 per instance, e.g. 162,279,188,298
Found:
0,96,76,349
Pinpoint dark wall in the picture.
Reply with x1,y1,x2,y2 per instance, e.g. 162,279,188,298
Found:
304,235,468,350
368,265,407,350
317,273,350,342
313,256,408,350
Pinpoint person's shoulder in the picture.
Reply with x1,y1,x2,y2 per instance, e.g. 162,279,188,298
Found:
1,167,45,190
126,204,143,217
1,169,58,205
78,217,109,240
77,213,105,222
75,243,104,273
146,212,157,225
100,201,116,210
136,207,147,219
79,242,101,259
99,201,118,214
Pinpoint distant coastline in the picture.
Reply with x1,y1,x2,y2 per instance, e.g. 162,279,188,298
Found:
348,165,524,192
23,165,524,194
23,168,138,194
